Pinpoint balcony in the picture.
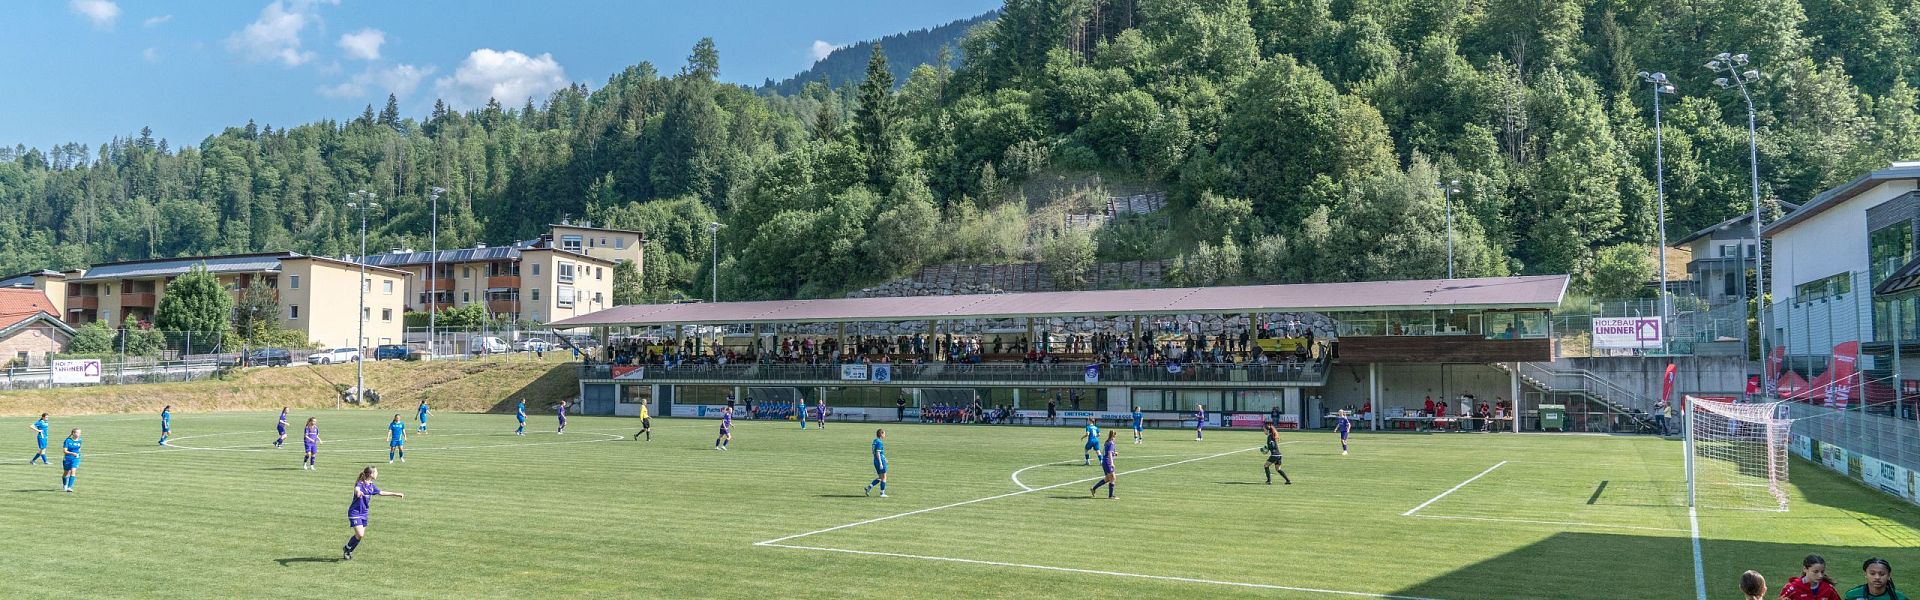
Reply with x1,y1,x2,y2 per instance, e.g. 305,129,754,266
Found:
486,299,519,315
425,278,456,291
487,275,520,289
120,292,157,308
579,360,1330,387
66,295,99,310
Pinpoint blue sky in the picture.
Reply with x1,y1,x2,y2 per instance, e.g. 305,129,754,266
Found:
0,0,999,150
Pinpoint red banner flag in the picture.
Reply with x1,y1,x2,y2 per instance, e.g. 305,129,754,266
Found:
1661,363,1677,403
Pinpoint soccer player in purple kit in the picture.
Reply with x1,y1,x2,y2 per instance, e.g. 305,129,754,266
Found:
1090,430,1117,499
713,406,733,450
302,417,321,470
274,407,289,448
1193,403,1206,441
342,466,404,561
1336,410,1353,455
556,400,569,435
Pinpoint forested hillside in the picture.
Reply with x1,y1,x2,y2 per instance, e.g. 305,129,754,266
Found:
2,0,1918,304
759,11,994,95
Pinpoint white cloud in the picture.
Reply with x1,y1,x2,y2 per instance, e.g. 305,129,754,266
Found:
142,14,172,27
69,0,120,28
142,47,160,63
338,28,384,61
226,0,330,67
433,49,568,109
319,63,435,99
809,40,841,62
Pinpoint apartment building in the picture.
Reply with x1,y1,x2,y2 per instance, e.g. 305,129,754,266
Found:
360,230,617,324
48,252,409,349
548,222,645,266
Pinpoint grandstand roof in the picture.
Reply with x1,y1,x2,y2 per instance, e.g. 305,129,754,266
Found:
551,275,1570,327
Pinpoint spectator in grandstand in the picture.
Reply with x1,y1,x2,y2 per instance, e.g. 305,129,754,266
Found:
1847,558,1904,600
1781,554,1841,600
1741,570,1767,600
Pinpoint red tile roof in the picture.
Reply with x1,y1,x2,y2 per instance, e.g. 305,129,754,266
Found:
551,275,1570,327
0,289,61,331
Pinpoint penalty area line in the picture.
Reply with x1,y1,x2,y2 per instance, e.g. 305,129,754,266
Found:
757,446,1259,546
1402,460,1507,516
758,543,1451,600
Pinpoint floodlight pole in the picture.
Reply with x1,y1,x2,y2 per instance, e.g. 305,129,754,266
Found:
428,187,443,357
1640,71,1677,355
1708,52,1768,393
349,191,379,405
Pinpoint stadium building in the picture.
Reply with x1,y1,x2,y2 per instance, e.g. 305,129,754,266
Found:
550,274,1723,432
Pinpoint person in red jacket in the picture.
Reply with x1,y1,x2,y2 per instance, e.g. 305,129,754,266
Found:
1781,554,1842,600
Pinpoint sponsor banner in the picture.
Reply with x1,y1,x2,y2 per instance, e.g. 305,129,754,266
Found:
870,364,892,383
51,359,102,384
669,404,703,418
839,364,868,381
1014,410,1135,421
1227,414,1271,428
1083,365,1100,384
1821,443,1849,473
1592,317,1663,349
1790,434,1813,460
611,365,646,380
1861,456,1907,497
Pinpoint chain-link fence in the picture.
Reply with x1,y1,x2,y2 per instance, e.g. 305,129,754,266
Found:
403,326,588,361
0,357,225,390
1551,292,1750,358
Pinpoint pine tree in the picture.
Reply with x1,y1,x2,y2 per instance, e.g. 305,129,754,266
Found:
378,94,401,129
153,264,234,354
686,37,720,80
853,43,897,189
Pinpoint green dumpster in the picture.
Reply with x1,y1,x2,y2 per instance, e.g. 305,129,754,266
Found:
1540,404,1566,432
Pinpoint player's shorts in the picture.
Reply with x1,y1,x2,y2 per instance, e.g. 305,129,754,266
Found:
719,426,730,435
517,415,526,423
278,425,287,434
348,516,368,528
389,439,404,447
1339,431,1350,440
62,457,79,470
305,442,318,453
1085,441,1100,450
161,426,171,433
1266,455,1284,466
641,418,651,428
1101,463,1114,474
874,461,887,475
1132,423,1143,432
37,438,48,449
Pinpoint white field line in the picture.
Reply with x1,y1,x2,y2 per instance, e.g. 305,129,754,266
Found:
757,446,1260,546
1408,513,1688,534
1689,506,1707,600
1402,461,1508,516
82,425,679,458
1007,447,1293,491
759,543,1450,600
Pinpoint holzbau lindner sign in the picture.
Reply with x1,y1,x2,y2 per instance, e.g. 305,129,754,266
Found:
1592,317,1663,349
51,359,102,384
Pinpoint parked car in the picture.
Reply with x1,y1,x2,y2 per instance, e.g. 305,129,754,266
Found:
374,345,410,361
308,348,361,364
513,339,552,353
470,336,509,355
247,348,292,367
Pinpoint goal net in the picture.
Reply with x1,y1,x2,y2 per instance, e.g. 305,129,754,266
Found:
1685,397,1791,511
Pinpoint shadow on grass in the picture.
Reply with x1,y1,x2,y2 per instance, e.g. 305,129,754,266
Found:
1214,481,1269,485
262,467,306,471
10,488,58,493
815,494,871,498
275,557,342,566
487,364,581,414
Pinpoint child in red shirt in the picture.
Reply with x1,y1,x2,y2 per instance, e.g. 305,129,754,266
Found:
1781,554,1842,600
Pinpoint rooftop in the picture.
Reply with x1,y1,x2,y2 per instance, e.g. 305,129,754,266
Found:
1764,162,1920,237
70,252,409,282
0,289,67,333
551,275,1569,328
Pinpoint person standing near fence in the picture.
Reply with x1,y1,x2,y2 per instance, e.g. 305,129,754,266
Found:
29,413,49,465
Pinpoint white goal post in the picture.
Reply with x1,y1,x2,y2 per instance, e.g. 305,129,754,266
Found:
1684,396,1791,511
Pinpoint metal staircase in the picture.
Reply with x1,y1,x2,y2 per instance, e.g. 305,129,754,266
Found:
1495,362,1665,432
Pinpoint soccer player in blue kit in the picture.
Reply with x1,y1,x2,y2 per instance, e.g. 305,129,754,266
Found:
387,414,406,463
1090,430,1117,499
1130,406,1144,444
60,428,81,492
416,400,431,434
158,405,172,446
28,412,49,465
515,399,526,436
1081,418,1101,465
864,429,888,498
1193,403,1206,441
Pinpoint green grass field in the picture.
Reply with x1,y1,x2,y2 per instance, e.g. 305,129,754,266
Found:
1,410,1915,599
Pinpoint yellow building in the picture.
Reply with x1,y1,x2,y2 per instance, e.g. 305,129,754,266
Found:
51,253,409,349
548,221,645,267
361,231,617,324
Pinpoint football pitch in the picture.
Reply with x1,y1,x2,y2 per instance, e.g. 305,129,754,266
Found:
2,410,1915,599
